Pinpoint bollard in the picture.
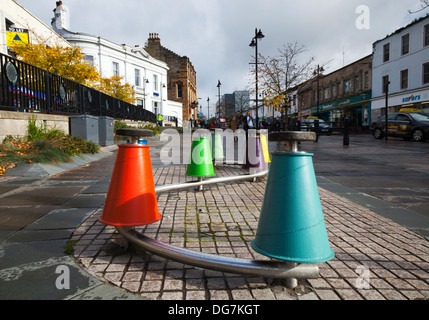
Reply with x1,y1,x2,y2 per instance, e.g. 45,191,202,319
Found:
98,128,161,227
251,131,334,287
343,117,350,146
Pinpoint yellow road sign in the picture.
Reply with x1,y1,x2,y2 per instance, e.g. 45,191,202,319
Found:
6,28,29,47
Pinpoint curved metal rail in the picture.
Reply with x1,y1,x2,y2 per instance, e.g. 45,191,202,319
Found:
117,227,319,279
115,169,319,281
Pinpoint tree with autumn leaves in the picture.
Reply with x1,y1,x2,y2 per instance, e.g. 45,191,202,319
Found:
11,41,136,104
250,41,314,127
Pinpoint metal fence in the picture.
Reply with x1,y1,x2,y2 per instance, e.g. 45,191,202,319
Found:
0,52,156,123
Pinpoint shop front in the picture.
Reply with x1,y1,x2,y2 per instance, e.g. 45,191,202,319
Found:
307,93,372,132
371,88,429,120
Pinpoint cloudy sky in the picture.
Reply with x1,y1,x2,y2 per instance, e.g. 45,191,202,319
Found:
16,0,429,117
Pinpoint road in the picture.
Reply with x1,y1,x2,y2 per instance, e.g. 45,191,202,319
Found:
269,133,429,239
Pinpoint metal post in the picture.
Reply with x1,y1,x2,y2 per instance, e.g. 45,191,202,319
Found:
385,81,390,142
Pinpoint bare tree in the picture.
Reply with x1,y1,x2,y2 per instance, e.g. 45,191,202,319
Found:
252,42,314,128
408,0,429,13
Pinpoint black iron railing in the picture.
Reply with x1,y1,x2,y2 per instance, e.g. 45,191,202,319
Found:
0,52,156,123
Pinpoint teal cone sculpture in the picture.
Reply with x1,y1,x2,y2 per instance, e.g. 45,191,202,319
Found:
251,152,334,263
186,137,216,177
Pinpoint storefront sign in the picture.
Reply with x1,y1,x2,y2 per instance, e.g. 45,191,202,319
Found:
311,93,371,113
402,94,421,103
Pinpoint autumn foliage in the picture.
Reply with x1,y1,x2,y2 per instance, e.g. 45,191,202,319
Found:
11,41,136,104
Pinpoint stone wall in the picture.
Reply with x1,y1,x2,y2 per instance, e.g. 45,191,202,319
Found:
0,111,70,142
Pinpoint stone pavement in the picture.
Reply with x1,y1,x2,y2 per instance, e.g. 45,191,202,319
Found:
0,136,428,301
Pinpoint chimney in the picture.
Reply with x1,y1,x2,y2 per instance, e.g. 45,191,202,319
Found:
52,1,69,32
148,33,161,46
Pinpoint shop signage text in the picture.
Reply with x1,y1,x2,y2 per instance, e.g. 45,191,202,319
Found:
402,94,421,103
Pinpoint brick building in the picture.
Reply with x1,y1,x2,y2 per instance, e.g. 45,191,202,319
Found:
298,55,372,132
145,33,198,122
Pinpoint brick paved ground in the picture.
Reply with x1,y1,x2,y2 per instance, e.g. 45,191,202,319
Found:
71,164,429,300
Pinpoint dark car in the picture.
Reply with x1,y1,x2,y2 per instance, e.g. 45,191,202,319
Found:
370,111,429,142
300,118,332,135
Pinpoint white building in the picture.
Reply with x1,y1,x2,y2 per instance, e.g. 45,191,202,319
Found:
0,0,70,55
372,14,429,119
51,2,182,126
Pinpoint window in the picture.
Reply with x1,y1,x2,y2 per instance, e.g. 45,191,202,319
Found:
396,114,411,122
344,79,352,93
84,55,94,67
364,71,369,89
177,83,183,98
424,24,429,47
382,75,390,93
400,69,408,89
332,84,336,97
324,88,330,99
354,76,360,91
112,62,119,76
383,43,390,62
153,74,158,91
135,69,140,87
423,62,429,84
401,34,410,55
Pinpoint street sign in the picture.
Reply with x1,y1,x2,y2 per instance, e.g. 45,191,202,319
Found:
6,27,29,47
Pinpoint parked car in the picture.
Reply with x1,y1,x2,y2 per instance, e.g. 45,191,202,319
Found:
370,110,429,142
300,118,332,135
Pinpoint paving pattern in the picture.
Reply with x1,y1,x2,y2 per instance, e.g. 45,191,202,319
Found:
71,164,429,300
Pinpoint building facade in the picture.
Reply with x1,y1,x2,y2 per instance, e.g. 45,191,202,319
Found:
217,90,250,121
0,0,70,55
145,33,198,123
51,2,182,126
371,14,429,119
298,55,372,131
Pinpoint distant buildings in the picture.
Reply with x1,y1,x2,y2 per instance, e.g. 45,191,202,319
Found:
297,55,372,130
216,90,250,122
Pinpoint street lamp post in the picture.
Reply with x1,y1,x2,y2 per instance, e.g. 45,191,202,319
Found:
313,65,324,118
207,97,210,121
385,80,390,142
217,80,221,122
250,28,265,129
